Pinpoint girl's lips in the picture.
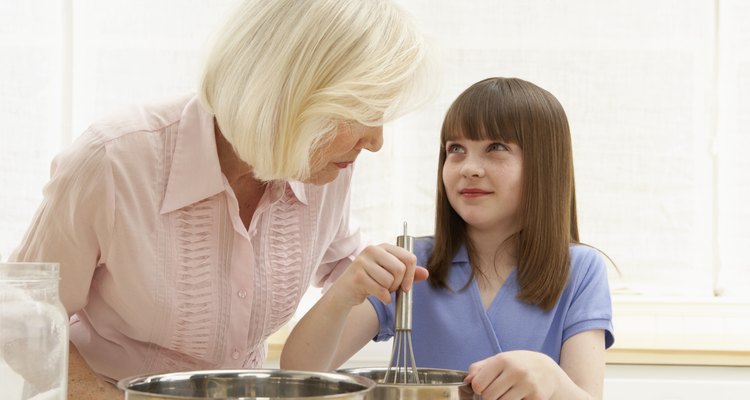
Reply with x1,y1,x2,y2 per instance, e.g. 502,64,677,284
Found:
460,189,491,198
335,162,352,169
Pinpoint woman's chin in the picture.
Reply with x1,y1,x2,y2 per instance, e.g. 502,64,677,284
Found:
304,169,339,185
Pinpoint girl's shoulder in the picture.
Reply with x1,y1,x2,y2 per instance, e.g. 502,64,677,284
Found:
569,242,604,261
568,243,610,283
413,236,436,264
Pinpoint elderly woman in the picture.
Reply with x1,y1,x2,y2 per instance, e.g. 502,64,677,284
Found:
10,0,433,398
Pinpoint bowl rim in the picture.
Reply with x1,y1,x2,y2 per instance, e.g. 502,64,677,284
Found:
117,368,377,399
336,366,470,388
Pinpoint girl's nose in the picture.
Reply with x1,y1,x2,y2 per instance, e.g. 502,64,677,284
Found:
460,158,485,178
358,125,383,152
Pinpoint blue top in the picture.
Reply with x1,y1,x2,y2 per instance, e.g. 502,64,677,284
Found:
368,237,614,372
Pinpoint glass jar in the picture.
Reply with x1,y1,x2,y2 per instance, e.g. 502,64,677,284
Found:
0,262,68,400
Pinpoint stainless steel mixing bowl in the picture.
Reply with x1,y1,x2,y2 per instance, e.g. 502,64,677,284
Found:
117,369,376,399
338,367,480,400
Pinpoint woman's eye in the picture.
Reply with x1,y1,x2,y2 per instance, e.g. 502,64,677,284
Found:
488,142,508,152
446,143,464,153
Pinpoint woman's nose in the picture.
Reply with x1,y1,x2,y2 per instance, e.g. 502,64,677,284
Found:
358,125,383,152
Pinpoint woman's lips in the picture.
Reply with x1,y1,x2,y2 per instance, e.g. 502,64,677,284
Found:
335,162,352,169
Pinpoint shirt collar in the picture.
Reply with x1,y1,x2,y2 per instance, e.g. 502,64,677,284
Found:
260,179,309,210
286,180,308,205
160,95,225,214
160,95,311,214
453,244,469,263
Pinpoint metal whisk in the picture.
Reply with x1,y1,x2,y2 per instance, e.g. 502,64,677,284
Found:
383,222,421,384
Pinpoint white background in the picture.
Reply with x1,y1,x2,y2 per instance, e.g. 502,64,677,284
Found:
3,0,749,297
1,1,750,397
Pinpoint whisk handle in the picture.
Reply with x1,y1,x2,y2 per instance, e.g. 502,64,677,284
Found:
394,288,412,330
396,230,414,252
395,223,415,330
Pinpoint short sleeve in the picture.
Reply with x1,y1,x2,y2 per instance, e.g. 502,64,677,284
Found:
562,246,615,349
10,129,115,315
367,294,396,342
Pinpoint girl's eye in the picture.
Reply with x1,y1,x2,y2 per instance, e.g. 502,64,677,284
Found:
488,142,508,152
446,143,465,153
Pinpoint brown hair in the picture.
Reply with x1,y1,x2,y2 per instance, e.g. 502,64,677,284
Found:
428,77,578,310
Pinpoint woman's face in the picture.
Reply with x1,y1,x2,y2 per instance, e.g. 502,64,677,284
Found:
306,121,383,185
442,137,524,235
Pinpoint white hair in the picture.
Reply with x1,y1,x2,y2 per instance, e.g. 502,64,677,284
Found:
200,0,435,181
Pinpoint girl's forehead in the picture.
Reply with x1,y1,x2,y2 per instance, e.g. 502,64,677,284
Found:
444,124,489,140
442,104,522,144
443,128,519,144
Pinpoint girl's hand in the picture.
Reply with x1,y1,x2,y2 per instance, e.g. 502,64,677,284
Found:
327,243,428,308
465,350,562,400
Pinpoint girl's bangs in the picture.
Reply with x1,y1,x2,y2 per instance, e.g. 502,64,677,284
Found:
441,86,521,145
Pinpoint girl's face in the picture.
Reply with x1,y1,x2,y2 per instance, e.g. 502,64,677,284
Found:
442,137,524,235
307,121,383,185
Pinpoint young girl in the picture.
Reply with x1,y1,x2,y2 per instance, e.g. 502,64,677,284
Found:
281,77,614,400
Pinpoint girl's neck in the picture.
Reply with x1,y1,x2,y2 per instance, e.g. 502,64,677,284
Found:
467,226,519,281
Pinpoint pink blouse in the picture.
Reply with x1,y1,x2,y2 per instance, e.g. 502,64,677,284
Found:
11,94,364,381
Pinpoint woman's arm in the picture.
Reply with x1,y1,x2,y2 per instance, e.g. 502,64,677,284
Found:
10,131,114,313
281,243,427,371
68,344,123,399
465,330,605,400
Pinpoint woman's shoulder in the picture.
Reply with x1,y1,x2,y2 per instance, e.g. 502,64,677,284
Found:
86,94,195,142
51,95,199,184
